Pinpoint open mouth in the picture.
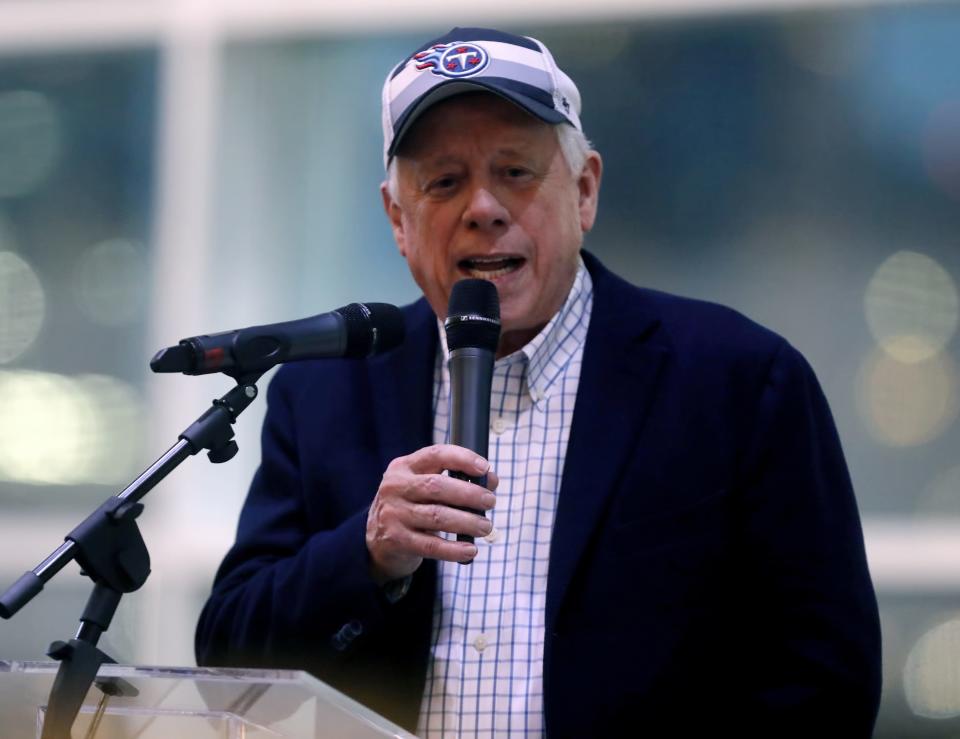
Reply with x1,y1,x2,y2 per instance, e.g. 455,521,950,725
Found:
458,256,526,279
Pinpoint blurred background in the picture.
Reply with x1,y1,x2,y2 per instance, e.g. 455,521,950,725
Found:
0,0,957,734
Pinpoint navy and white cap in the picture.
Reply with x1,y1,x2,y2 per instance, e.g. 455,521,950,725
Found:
381,27,582,168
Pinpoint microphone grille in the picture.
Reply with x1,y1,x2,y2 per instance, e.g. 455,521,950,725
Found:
445,279,501,352
338,302,405,357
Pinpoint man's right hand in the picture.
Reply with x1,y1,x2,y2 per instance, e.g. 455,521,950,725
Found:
365,444,498,584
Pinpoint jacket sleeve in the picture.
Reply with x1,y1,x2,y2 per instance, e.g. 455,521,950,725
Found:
194,367,394,670
733,339,882,734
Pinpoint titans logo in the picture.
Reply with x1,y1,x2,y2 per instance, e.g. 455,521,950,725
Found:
414,42,490,78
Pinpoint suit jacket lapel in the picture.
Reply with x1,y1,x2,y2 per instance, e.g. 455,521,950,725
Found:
365,296,440,612
546,254,668,632
367,298,437,469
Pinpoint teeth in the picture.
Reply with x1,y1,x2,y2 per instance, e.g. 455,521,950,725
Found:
460,257,523,279
465,265,516,279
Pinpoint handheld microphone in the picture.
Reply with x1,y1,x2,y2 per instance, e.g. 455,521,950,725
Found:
150,302,404,377
444,279,501,556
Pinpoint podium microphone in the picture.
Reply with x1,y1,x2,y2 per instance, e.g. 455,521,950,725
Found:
150,302,405,377
443,279,501,554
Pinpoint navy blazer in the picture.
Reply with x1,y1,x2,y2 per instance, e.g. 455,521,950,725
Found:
196,252,881,736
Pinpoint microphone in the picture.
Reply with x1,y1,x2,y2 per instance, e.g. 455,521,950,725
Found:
444,279,501,554
150,302,405,376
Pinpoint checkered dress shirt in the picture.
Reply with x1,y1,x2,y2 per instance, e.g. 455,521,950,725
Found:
417,260,593,738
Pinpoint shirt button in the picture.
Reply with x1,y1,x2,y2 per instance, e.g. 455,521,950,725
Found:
531,389,543,402
492,417,507,434
473,634,489,652
484,527,499,544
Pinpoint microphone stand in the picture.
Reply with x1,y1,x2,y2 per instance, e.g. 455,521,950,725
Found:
0,372,264,739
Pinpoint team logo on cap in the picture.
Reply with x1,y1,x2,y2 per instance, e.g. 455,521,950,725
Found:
413,42,489,78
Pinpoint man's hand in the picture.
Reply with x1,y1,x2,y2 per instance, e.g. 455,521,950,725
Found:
366,444,498,584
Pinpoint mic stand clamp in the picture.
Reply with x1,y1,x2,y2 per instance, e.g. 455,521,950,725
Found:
180,377,261,464
41,497,150,739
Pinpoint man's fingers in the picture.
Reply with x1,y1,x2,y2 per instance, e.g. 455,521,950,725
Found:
408,503,493,538
411,531,479,564
369,515,479,564
405,444,491,477
386,470,495,510
368,445,497,581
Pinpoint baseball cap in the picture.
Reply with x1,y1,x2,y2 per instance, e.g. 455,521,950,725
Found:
381,27,582,168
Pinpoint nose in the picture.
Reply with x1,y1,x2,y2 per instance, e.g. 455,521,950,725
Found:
462,187,510,232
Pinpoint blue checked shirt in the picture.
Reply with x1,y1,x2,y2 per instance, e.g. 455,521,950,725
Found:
417,260,593,738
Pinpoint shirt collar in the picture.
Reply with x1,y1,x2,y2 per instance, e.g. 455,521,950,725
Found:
436,256,593,402
522,257,592,401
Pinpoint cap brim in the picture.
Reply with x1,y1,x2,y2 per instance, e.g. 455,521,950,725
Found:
387,79,567,160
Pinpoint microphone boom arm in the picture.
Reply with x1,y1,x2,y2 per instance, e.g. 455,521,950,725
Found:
0,372,263,738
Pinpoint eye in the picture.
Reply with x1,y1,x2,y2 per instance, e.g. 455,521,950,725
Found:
426,175,459,194
504,166,533,182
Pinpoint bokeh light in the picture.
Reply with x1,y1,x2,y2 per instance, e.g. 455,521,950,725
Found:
0,371,142,486
0,90,61,199
856,348,959,447
75,373,144,483
922,100,960,203
864,251,959,364
74,238,148,327
0,251,46,364
904,616,960,719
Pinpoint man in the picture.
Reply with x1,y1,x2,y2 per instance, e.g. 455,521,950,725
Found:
196,28,882,737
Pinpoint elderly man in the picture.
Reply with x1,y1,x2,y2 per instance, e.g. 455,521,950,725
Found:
196,28,882,737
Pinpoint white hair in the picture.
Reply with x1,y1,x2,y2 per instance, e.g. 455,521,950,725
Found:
556,124,592,180
386,124,592,200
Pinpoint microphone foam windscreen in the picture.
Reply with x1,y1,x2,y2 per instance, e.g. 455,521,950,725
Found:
339,302,405,357
445,279,501,352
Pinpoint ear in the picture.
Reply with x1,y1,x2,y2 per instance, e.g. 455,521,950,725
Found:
380,181,407,257
577,151,603,233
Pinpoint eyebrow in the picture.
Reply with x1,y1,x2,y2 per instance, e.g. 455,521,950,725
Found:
417,155,462,169
493,147,537,161
418,147,537,168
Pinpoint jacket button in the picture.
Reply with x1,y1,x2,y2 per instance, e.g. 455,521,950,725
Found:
331,620,363,652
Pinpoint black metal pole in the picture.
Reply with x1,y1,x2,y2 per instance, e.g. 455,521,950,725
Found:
0,378,261,620
41,584,124,739
0,440,193,620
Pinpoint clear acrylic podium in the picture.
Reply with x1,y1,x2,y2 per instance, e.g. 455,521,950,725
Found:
0,660,417,739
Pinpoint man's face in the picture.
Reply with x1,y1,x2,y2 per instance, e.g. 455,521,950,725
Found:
382,93,602,355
